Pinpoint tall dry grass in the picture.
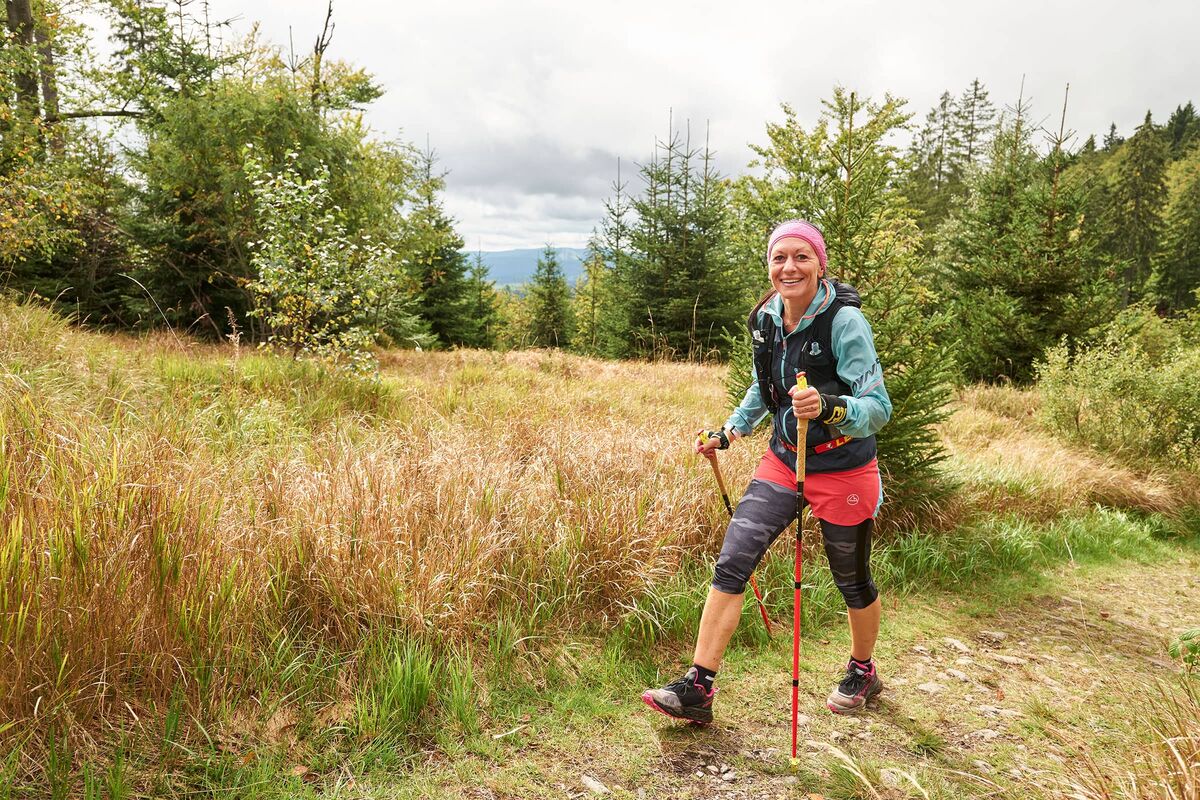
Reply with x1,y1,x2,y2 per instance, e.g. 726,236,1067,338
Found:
940,385,1199,522
0,302,750,755
1,300,1196,786
1060,676,1200,800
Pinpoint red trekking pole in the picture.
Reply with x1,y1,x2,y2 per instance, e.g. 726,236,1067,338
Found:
699,433,772,636
791,372,809,764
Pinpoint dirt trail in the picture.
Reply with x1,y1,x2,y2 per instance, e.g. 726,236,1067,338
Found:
634,553,1200,800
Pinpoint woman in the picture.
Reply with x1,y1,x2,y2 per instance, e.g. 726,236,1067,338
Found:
641,219,892,722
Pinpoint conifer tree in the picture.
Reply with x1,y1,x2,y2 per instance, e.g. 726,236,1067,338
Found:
571,249,608,355
404,146,474,346
937,89,1114,381
905,91,964,232
585,162,636,357
731,89,956,523
1166,102,1199,157
526,245,573,348
463,251,501,348
1109,111,1169,304
1102,122,1124,151
596,121,741,360
1153,151,1200,311
956,79,996,168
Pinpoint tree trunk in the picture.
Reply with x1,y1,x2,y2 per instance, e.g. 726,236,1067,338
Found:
6,0,41,120
34,14,58,121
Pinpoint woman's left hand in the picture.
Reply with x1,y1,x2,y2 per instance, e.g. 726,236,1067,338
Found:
789,385,821,420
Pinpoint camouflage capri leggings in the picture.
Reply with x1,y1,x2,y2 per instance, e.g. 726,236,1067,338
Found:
711,479,878,609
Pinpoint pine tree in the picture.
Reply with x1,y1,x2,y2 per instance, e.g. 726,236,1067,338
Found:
527,245,573,348
571,249,608,355
956,79,996,168
905,91,964,232
731,89,956,525
1153,150,1200,311
1102,122,1124,151
597,120,741,360
463,251,501,348
586,161,637,357
937,89,1115,382
404,146,474,346
1166,102,1199,157
1110,111,1169,304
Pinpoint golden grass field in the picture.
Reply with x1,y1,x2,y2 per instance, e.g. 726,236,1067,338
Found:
1,300,1197,796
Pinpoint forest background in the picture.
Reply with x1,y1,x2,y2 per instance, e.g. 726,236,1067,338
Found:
2,1,1200,797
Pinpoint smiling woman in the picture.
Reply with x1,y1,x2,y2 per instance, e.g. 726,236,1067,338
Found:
641,219,894,723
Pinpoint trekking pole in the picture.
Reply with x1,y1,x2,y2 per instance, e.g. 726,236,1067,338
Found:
698,436,773,636
791,371,808,765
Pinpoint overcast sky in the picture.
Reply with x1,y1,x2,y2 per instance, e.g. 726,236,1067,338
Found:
104,1,1200,250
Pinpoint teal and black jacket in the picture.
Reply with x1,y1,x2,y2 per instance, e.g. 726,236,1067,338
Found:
723,279,893,475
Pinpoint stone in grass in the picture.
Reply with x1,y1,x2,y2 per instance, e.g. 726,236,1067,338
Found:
706,764,720,775
992,654,1027,666
581,774,610,795
943,637,971,653
970,729,1001,742
978,631,1007,644
917,682,945,694
722,771,738,782
945,668,970,682
880,768,903,788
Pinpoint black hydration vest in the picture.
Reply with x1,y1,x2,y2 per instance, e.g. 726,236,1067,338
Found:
749,280,878,475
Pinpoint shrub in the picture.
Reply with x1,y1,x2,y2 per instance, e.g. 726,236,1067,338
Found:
1037,312,1200,471
244,149,426,371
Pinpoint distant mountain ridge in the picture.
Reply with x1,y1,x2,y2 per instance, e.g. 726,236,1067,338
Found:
467,247,591,287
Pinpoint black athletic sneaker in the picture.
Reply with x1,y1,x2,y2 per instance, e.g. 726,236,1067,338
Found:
640,667,716,724
826,660,883,714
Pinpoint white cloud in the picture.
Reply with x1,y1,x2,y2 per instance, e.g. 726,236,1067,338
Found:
94,0,1200,249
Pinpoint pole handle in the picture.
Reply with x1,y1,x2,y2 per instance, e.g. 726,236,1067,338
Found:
794,371,808,482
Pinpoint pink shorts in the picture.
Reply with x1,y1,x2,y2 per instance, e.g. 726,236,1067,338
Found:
753,450,882,525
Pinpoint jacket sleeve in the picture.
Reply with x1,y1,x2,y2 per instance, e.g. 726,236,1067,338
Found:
828,307,892,439
723,362,770,437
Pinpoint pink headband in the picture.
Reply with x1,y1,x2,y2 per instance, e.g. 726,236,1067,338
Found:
767,220,827,272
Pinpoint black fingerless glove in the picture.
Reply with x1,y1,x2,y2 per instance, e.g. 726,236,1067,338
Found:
705,429,730,449
817,394,848,426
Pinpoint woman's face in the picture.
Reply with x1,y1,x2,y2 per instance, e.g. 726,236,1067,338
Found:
768,237,822,305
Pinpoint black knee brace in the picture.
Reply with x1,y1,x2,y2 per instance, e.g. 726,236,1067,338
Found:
820,517,878,609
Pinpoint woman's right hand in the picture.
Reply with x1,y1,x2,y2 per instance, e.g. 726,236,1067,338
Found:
694,429,723,456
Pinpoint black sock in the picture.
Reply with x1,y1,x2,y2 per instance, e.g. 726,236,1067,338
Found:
849,656,873,671
691,664,717,691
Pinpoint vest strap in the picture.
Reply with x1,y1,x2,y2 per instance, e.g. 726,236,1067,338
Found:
781,434,854,456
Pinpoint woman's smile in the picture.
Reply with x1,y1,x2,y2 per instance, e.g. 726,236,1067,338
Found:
769,238,821,308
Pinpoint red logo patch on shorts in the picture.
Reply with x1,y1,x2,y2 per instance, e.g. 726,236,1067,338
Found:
846,493,860,506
